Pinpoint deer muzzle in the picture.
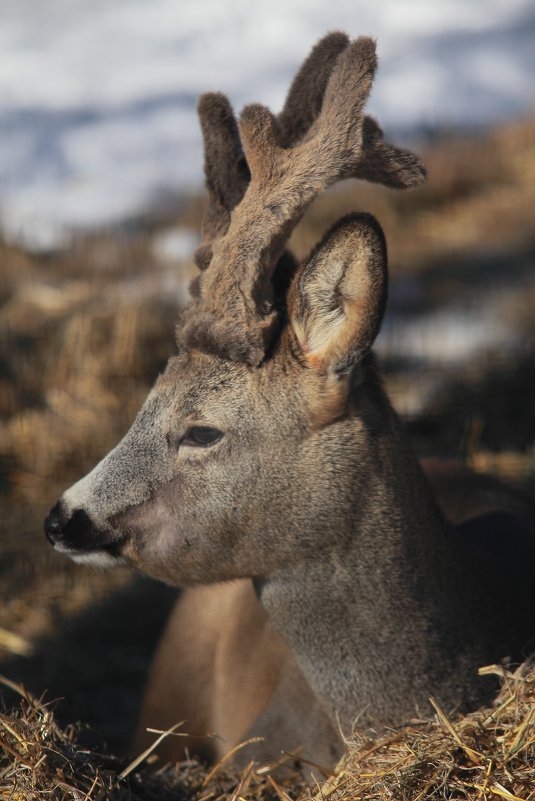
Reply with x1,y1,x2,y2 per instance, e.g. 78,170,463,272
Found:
44,499,127,565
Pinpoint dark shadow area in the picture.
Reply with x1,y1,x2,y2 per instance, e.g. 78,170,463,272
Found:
388,239,535,315
403,350,535,458
0,577,179,755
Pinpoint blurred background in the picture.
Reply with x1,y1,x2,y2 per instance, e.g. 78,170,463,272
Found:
0,0,534,757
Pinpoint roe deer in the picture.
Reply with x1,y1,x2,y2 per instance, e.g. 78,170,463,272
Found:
44,33,535,773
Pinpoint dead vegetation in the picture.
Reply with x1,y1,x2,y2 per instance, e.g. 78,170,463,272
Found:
1,663,534,800
326,663,535,801
0,674,309,801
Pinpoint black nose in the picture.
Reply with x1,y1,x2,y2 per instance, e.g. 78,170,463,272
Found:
44,502,116,552
44,501,68,545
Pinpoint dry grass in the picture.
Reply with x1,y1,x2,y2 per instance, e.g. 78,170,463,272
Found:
0,675,309,801
325,663,535,801
1,664,534,800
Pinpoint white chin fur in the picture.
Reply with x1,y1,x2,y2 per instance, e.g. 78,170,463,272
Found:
71,551,123,568
54,543,122,568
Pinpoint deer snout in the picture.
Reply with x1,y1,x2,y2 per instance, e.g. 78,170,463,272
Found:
44,501,123,563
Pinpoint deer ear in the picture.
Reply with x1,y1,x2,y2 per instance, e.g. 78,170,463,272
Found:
290,213,387,375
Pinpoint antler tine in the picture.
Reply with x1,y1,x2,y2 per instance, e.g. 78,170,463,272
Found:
357,116,426,188
239,36,376,184
277,31,349,147
193,92,250,273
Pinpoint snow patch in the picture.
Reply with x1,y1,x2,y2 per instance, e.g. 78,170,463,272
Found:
1,0,534,249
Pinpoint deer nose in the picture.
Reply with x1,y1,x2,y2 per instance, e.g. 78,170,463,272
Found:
44,501,69,545
44,502,118,553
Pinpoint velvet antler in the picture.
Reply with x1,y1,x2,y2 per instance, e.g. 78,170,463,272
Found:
192,32,350,277
183,34,426,366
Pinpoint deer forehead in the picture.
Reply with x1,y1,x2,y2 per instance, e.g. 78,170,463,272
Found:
150,350,296,427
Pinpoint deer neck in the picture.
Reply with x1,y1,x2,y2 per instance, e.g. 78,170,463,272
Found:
256,387,497,731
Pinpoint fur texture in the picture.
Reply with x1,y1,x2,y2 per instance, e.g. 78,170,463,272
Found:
182,33,426,366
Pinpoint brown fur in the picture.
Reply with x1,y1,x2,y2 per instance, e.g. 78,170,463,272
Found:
134,580,343,771
182,34,425,366
193,32,352,276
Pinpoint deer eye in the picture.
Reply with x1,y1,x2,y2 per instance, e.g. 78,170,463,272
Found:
181,426,224,448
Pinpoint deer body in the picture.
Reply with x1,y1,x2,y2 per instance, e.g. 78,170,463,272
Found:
137,580,343,768
44,33,534,772
134,377,534,767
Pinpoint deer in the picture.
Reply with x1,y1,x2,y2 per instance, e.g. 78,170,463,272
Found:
44,32,535,775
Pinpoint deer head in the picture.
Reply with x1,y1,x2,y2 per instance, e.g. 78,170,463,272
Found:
44,33,426,586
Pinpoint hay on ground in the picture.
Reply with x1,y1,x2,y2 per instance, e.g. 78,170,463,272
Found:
325,662,535,801
1,663,534,801
0,674,308,801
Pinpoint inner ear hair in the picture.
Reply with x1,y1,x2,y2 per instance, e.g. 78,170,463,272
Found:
290,213,387,377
